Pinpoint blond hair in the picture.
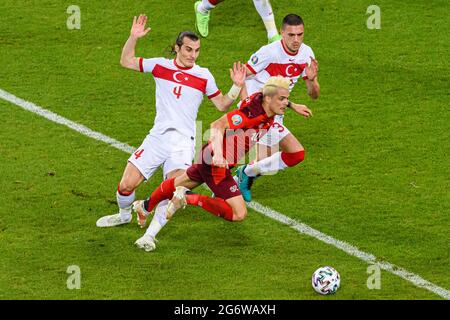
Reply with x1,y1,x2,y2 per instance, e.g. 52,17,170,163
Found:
262,76,290,97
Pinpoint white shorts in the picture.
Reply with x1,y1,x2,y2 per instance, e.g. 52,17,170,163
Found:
257,115,291,146
128,129,195,180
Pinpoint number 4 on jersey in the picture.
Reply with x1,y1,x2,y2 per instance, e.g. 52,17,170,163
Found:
173,86,182,99
134,148,144,160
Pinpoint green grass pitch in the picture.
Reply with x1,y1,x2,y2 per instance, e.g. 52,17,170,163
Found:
0,0,448,299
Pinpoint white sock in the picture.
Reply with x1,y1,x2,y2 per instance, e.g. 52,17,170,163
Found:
198,0,216,13
253,0,278,39
116,190,135,221
244,152,288,176
145,199,169,238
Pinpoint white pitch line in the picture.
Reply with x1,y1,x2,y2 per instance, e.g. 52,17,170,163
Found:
1,88,449,300
248,201,450,300
0,89,135,154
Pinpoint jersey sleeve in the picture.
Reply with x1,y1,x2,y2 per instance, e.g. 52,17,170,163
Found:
204,69,221,99
226,109,250,130
245,45,272,75
301,48,316,80
139,57,163,73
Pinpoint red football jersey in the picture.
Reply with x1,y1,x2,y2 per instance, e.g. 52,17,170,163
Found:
202,93,274,167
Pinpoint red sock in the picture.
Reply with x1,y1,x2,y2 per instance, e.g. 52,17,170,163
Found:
186,194,234,221
281,150,305,167
145,178,175,212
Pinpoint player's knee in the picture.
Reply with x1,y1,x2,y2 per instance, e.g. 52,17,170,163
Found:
118,180,136,195
232,207,247,222
281,150,305,167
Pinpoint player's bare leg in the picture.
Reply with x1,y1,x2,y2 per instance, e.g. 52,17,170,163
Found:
96,162,144,227
224,195,247,221
279,133,304,153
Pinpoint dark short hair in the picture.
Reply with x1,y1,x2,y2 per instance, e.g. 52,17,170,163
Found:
282,14,304,29
171,31,199,54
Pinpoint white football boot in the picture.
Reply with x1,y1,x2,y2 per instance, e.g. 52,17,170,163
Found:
166,186,189,219
96,213,131,227
134,234,157,252
132,200,152,228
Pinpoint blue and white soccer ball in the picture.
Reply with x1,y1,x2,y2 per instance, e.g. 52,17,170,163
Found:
311,266,341,295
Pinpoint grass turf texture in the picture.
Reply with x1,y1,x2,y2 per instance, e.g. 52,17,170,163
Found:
0,0,448,299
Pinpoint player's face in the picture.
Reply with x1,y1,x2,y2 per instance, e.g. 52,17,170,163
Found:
268,88,290,115
175,38,201,68
281,24,304,53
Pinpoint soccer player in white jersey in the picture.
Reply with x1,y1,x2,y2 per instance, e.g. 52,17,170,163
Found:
235,13,320,202
96,14,246,252
194,0,281,43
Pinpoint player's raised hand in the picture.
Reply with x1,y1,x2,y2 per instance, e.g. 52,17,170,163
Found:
230,61,246,87
130,14,152,39
305,56,319,81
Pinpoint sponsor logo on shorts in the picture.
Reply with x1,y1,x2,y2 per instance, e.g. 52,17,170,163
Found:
230,185,238,193
231,114,243,126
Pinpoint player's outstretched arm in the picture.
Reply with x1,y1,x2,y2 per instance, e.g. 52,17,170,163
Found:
305,57,320,99
210,62,246,112
120,14,152,71
289,102,313,118
209,115,230,168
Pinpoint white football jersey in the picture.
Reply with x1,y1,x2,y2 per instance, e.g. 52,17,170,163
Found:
140,57,220,138
245,40,315,95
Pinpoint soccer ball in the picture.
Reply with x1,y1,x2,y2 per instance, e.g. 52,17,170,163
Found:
311,266,340,295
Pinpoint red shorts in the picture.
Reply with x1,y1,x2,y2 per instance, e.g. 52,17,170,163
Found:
186,163,241,200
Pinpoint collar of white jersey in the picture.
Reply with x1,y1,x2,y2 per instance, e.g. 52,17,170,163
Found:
173,59,195,71
280,40,301,57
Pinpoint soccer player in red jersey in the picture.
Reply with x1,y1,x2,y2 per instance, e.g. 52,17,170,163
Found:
235,13,319,202
133,76,306,241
